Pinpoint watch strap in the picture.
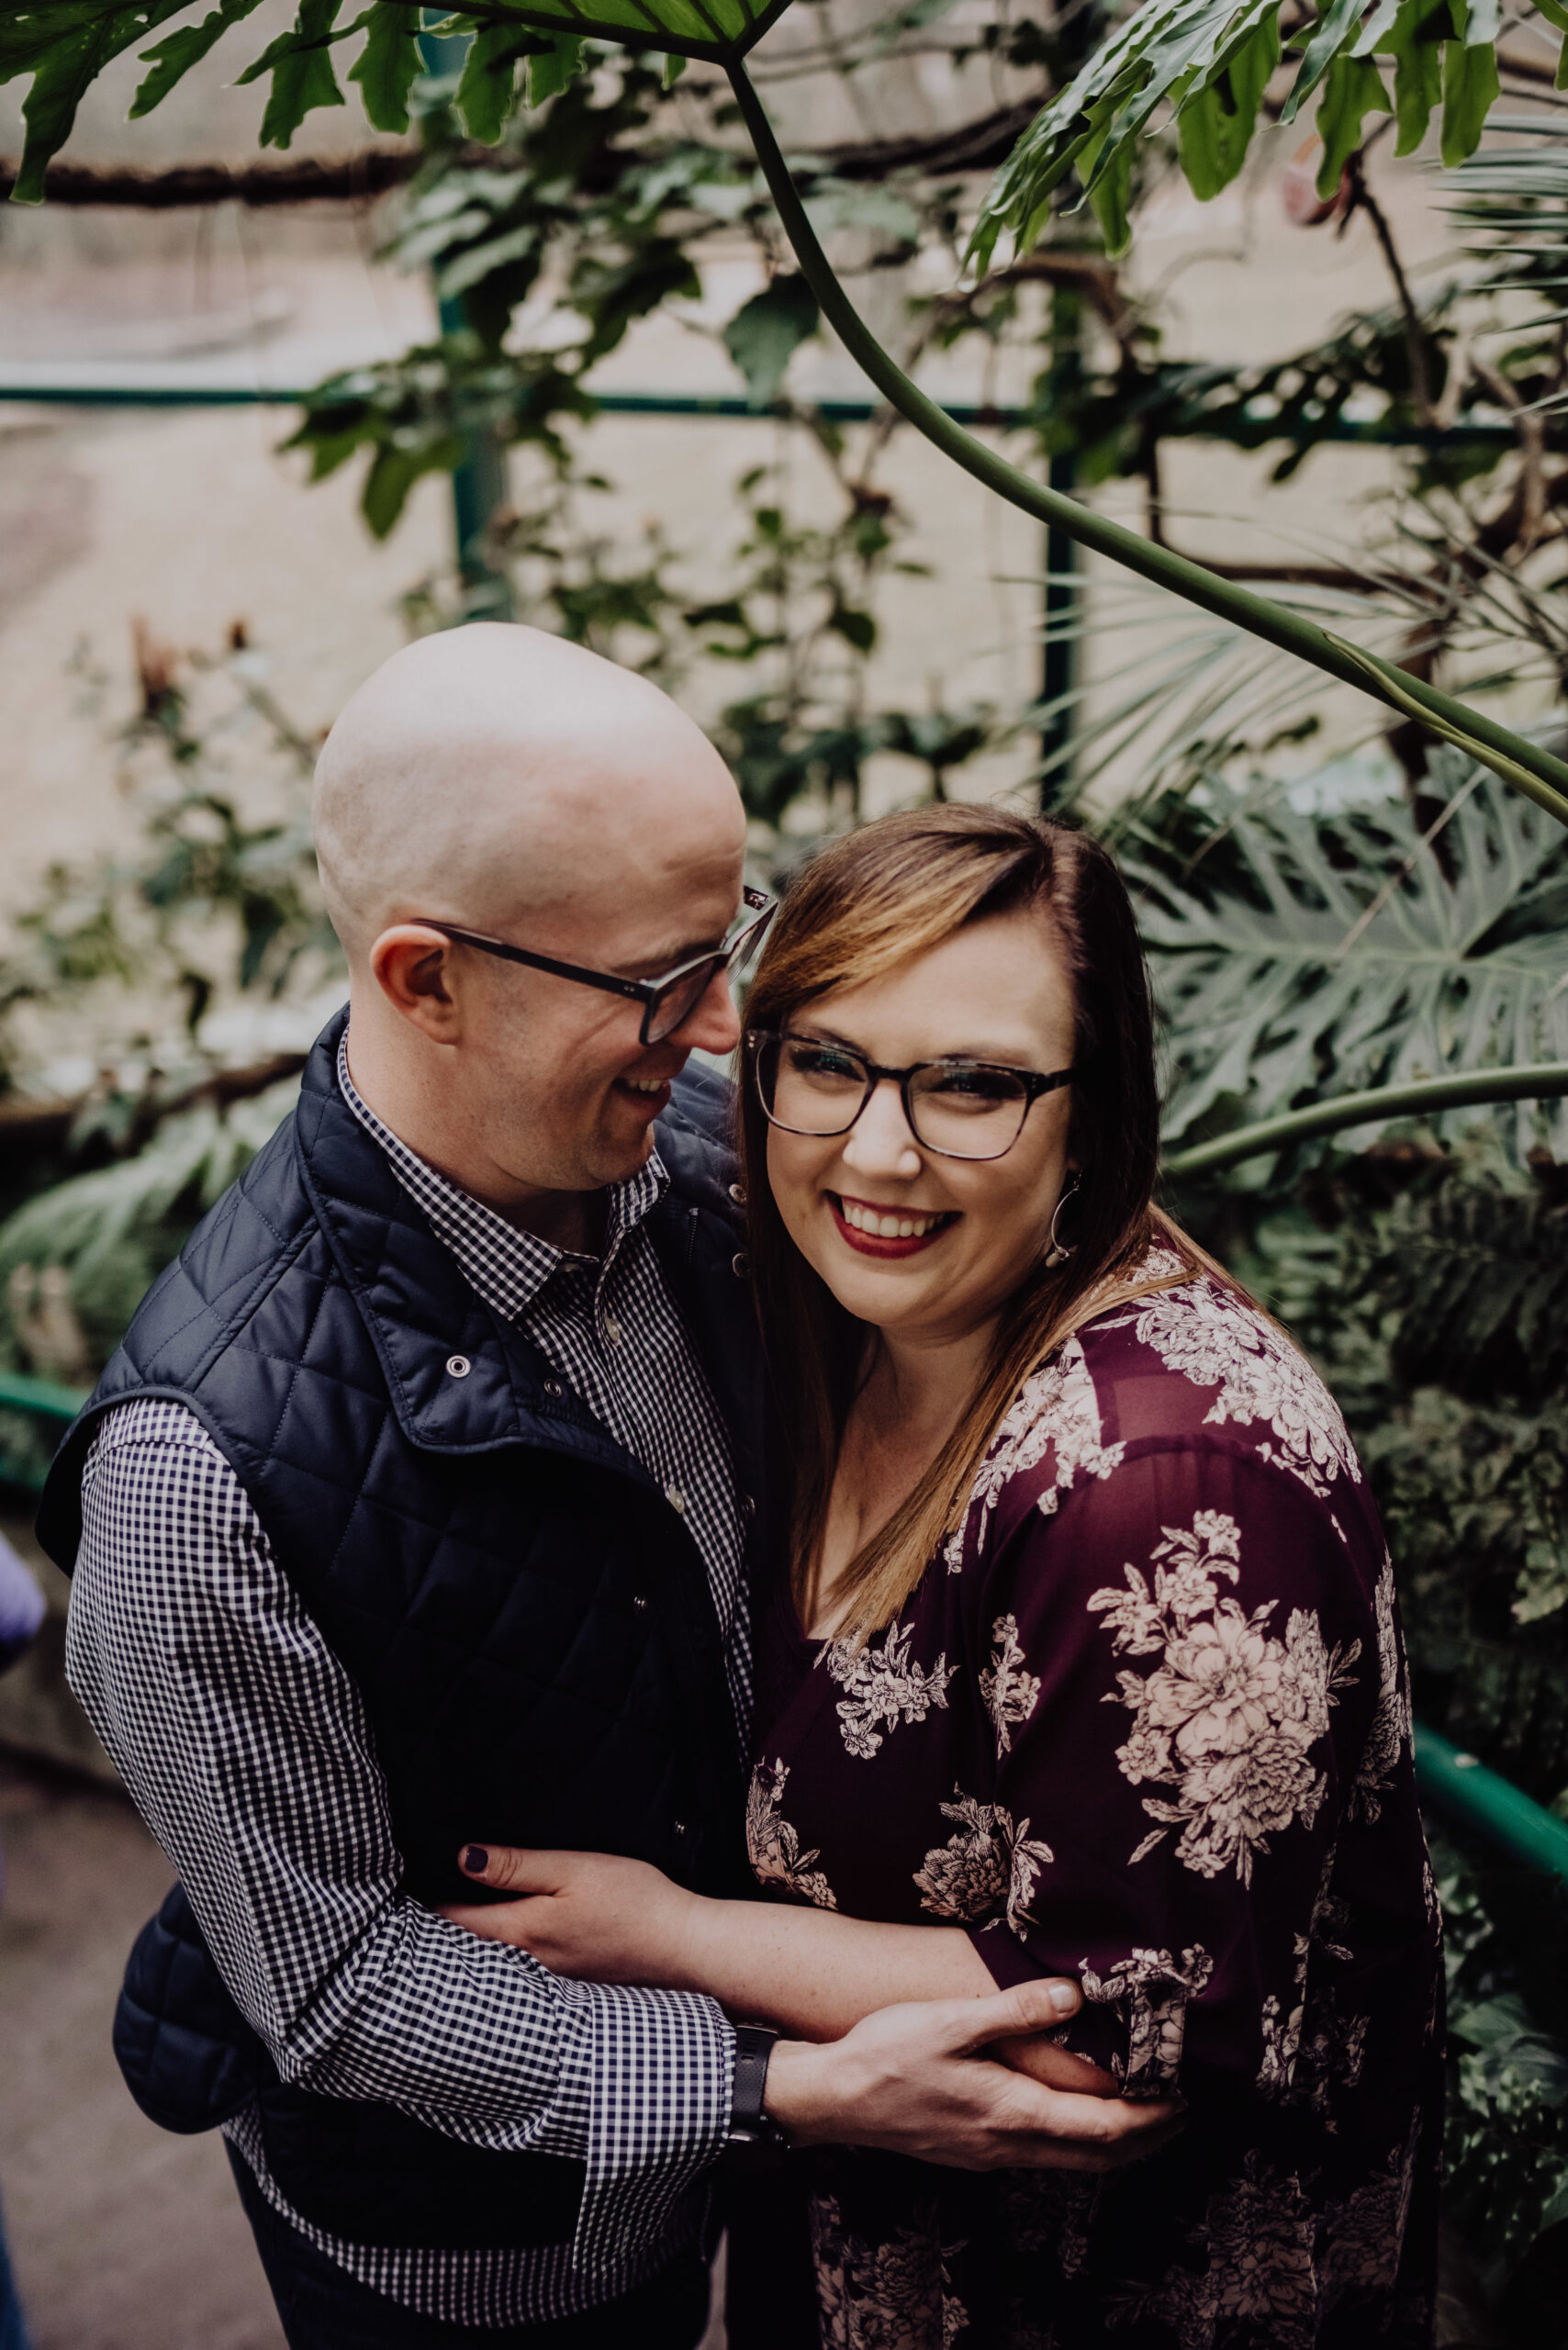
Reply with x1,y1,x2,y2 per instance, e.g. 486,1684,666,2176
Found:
729,2022,780,2143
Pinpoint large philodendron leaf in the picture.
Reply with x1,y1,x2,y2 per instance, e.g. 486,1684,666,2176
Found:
969,0,1565,265
1127,752,1568,1167
2,0,798,197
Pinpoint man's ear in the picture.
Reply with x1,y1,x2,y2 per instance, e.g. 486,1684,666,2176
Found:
369,926,465,1045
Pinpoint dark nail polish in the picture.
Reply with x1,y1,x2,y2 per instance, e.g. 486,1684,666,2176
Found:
462,1845,488,1875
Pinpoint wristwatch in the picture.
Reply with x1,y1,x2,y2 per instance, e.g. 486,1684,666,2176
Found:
725,2022,789,2163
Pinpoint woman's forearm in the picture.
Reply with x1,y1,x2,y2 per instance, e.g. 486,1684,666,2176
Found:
670,1896,1001,2039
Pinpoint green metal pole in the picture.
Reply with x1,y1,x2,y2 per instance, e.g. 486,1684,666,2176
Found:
419,16,512,618
1415,1723,1568,1887
726,60,1568,829
1040,283,1081,807
1160,1062,1568,1180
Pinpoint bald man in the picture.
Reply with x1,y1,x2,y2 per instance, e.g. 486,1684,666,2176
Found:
42,630,1159,2350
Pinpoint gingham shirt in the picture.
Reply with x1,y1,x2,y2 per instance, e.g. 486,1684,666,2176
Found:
64,1043,751,2325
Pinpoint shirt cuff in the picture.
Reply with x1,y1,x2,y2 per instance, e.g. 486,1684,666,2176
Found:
557,1980,735,2275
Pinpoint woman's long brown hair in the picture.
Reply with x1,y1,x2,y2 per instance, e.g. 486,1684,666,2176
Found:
739,803,1214,1643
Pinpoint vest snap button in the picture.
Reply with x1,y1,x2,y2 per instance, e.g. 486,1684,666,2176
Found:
672,1818,689,1840
633,1593,649,1611
543,1377,564,1398
732,1252,749,1279
445,1355,471,1379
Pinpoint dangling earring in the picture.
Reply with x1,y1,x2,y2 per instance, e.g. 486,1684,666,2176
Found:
1043,1174,1082,1270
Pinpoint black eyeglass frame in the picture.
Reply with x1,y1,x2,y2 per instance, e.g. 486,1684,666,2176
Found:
746,1028,1085,1163
412,887,777,1046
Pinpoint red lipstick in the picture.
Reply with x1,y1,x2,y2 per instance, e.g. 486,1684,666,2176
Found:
828,1193,957,1259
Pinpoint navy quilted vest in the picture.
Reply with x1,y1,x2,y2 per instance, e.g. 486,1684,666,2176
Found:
37,1009,762,2252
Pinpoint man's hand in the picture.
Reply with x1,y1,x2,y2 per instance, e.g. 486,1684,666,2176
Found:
766,1981,1183,2175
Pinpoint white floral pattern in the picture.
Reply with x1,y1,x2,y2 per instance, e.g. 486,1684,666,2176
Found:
824,1619,956,1760
811,2191,970,2350
1090,1509,1361,1883
1102,1277,1361,1500
1107,2155,1321,2350
745,1756,837,1908
1080,1943,1215,2097
913,1787,1055,1932
954,1335,1127,1562
979,1614,1042,1756
757,1240,1439,2349
1106,2132,1421,2346
1001,2173,1101,2277
1349,1551,1412,1823
1258,1850,1367,2125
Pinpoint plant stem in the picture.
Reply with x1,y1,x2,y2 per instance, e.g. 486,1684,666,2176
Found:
1161,1064,1568,1179
727,62,1568,829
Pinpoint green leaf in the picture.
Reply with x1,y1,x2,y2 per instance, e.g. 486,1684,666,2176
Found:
1129,756,1568,1169
662,47,687,83
970,0,1280,264
1372,0,1449,159
1441,30,1499,164
828,603,877,652
1085,135,1136,252
362,436,463,536
527,32,584,103
454,20,540,137
1280,0,1365,122
1314,50,1393,195
131,0,268,118
412,0,794,65
236,0,352,150
3,3,196,202
1176,8,1281,199
722,272,820,406
347,2,420,131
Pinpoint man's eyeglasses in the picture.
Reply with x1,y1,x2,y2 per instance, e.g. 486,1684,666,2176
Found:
747,1029,1083,1162
412,888,776,1047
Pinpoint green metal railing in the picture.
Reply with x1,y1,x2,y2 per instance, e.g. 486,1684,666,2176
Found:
3,1366,1565,1886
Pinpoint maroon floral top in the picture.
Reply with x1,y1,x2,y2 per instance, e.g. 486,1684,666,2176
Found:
750,1259,1441,2350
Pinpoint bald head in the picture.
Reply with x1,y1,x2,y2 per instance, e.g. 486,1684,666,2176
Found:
314,624,744,966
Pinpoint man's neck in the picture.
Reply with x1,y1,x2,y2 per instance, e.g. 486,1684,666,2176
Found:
342,1033,607,1256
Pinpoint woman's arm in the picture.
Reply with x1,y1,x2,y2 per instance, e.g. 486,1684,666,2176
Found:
443,1845,1115,2093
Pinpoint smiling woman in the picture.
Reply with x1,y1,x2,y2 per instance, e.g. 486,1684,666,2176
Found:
722,804,1443,2345
738,807,1170,1646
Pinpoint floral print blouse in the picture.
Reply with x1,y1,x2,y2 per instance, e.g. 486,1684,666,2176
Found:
749,1260,1441,2350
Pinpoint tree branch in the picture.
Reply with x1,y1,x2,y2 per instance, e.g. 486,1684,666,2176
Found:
1342,151,1436,428
0,100,1045,209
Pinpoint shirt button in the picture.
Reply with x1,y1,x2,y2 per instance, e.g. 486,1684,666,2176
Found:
666,1484,686,1516
740,1493,756,1520
633,1593,649,1612
445,1355,471,1379
732,1252,749,1279
603,1316,622,1347
729,1181,746,1204
672,1819,689,1841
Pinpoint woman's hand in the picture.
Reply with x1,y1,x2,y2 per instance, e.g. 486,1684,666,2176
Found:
440,1844,704,1986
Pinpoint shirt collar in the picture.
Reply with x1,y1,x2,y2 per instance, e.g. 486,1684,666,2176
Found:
335,1033,667,1325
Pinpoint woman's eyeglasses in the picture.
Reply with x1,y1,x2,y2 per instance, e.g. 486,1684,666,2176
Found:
413,888,777,1047
747,1029,1082,1163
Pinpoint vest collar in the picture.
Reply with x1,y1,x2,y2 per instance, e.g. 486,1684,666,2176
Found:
291,1011,744,1478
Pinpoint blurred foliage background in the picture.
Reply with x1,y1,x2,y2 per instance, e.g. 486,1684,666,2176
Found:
5,0,1568,2335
